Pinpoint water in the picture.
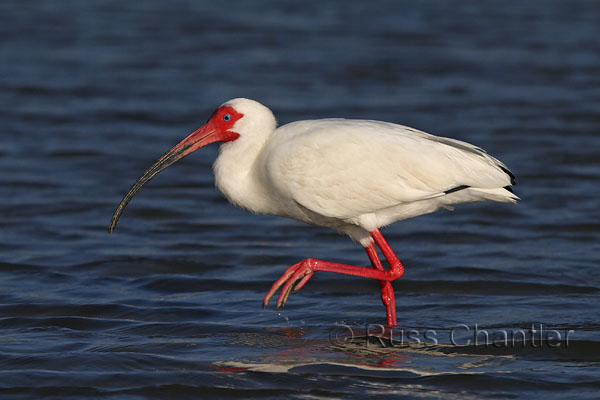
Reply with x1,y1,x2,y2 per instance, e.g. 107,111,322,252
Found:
1,1,599,398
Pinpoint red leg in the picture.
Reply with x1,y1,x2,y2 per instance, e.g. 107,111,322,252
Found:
365,243,397,327
371,229,404,275
368,229,405,326
262,229,405,326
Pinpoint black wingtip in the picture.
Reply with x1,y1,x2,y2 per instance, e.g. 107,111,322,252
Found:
500,166,516,186
444,185,470,195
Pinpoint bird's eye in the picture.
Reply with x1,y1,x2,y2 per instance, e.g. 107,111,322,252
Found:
223,114,231,121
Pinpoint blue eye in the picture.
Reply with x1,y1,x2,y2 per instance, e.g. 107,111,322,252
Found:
223,114,231,121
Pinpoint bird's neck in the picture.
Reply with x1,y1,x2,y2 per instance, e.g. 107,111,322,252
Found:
213,129,274,214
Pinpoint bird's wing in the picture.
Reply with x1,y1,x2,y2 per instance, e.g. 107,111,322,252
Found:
261,119,514,220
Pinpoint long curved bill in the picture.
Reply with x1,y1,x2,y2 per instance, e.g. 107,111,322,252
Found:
108,123,219,234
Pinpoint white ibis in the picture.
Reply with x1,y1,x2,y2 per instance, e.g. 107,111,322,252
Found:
109,98,518,327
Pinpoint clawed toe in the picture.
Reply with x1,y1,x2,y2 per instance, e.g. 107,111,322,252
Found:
276,268,314,308
262,259,315,309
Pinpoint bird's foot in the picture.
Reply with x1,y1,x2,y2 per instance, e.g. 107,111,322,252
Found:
263,258,316,309
262,258,404,310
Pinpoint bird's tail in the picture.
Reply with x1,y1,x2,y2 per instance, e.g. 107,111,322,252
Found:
470,187,520,204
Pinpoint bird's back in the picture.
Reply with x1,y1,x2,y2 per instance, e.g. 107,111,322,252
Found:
258,119,516,223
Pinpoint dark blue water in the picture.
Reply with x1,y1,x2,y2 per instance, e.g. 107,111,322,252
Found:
1,1,599,398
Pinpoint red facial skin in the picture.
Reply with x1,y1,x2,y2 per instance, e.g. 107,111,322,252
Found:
203,106,244,144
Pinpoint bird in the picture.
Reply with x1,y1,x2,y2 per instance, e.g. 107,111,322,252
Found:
108,98,518,327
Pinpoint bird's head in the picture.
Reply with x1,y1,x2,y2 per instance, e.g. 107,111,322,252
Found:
108,98,275,233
